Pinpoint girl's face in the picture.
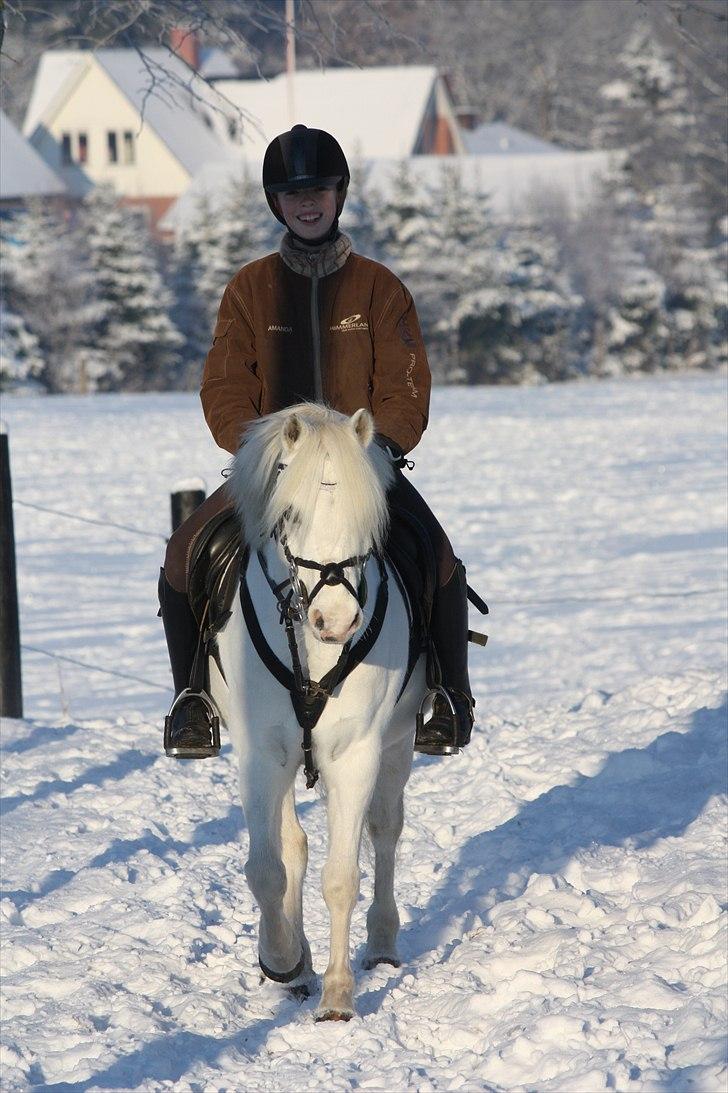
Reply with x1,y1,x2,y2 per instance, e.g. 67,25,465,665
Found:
276,186,338,240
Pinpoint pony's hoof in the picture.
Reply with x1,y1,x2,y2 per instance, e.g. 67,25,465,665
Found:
315,1008,353,1022
259,953,305,984
362,955,401,970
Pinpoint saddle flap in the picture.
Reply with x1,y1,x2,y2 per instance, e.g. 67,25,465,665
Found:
188,510,242,627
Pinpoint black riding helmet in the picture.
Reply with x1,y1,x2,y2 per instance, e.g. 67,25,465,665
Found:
263,124,350,237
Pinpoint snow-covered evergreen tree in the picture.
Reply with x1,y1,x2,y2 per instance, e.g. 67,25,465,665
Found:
342,154,382,261
594,21,723,375
0,248,45,392
3,201,109,393
0,308,45,390
426,164,497,379
452,222,581,384
209,166,272,286
170,171,272,387
83,186,182,391
169,192,220,388
0,226,44,390
375,160,434,287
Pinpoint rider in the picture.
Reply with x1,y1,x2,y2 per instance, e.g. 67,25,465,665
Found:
160,124,475,759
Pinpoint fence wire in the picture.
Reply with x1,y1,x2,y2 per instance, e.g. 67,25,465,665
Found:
13,498,168,543
21,643,170,692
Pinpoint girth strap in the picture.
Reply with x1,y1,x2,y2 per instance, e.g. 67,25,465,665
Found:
240,552,389,788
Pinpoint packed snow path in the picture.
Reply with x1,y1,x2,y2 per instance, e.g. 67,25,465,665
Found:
1,374,726,1091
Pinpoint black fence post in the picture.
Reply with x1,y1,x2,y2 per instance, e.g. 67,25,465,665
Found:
0,431,23,718
171,482,206,533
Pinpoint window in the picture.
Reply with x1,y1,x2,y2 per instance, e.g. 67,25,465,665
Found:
107,131,118,164
77,132,88,164
122,131,135,165
61,133,72,165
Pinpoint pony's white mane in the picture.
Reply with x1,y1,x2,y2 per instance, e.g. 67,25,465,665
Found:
228,404,395,552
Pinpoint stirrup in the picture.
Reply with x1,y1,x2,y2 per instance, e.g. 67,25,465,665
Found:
414,685,460,756
164,688,221,758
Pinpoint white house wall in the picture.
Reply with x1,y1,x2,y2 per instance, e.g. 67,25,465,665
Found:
31,58,190,198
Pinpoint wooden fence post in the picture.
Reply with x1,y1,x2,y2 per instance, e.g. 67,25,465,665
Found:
171,480,206,533
0,431,23,718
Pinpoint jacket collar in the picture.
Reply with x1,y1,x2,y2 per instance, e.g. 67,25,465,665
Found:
279,231,352,278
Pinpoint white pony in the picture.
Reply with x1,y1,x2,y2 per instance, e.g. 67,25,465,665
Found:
211,403,425,1021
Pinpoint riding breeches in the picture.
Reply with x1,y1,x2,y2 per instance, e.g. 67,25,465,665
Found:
163,471,457,594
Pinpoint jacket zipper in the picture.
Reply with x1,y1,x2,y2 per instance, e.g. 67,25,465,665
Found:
310,274,323,402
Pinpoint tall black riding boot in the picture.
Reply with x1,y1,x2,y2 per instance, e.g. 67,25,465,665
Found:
158,569,220,759
415,560,475,756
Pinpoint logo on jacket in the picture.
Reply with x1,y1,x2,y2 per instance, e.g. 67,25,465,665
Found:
330,313,368,333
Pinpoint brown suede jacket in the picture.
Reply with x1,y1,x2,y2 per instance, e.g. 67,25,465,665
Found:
200,236,431,455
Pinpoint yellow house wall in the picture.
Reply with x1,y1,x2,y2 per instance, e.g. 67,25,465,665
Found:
42,58,190,197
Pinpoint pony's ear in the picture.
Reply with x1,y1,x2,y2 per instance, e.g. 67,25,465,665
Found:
350,408,374,448
282,412,303,452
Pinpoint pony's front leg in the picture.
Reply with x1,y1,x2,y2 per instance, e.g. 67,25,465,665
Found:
280,784,314,988
363,735,413,969
317,743,380,1022
240,761,304,983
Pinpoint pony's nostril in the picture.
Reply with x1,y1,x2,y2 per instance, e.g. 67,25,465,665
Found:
313,610,325,631
350,611,361,631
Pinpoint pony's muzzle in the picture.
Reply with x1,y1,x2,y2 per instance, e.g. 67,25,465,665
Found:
310,607,362,643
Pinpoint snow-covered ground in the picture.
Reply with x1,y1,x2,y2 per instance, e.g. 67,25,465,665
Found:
1,373,726,1091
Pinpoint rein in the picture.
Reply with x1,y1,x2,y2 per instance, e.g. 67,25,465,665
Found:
240,539,389,789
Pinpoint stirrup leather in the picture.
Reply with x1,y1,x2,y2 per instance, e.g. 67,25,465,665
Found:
164,688,221,757
415,685,461,755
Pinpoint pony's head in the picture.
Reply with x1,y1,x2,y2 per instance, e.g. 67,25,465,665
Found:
228,404,395,643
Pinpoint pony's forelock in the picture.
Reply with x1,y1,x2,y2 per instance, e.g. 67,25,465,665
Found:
228,405,394,551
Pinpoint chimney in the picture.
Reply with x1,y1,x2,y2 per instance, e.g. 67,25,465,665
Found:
456,108,480,132
170,27,200,71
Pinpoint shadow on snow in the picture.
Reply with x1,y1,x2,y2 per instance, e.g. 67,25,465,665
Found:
0,748,157,816
403,696,727,962
35,696,727,1089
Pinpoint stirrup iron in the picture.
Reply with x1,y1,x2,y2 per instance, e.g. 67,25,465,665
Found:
415,685,460,756
164,687,221,757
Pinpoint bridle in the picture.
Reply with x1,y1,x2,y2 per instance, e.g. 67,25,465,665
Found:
261,462,370,623
280,533,370,621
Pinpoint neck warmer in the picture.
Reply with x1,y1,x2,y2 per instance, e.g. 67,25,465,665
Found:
279,231,352,278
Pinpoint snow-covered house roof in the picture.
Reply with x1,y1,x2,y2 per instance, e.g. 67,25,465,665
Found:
0,110,67,201
212,66,466,159
198,47,240,81
463,122,564,156
23,48,231,176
